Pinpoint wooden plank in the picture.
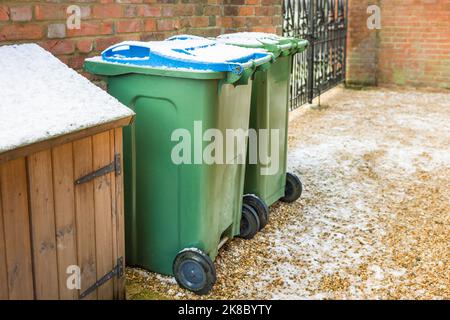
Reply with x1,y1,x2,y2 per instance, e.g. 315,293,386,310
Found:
0,158,34,299
52,143,78,300
0,174,9,299
109,129,119,299
0,116,135,165
114,128,126,300
73,137,97,300
92,132,114,300
27,150,59,299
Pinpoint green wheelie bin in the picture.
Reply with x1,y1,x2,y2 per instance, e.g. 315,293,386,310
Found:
84,39,273,295
216,33,308,227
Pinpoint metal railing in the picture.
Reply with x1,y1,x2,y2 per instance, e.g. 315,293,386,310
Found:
283,0,348,109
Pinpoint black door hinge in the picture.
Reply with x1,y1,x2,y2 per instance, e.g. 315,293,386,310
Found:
79,257,124,299
75,154,121,185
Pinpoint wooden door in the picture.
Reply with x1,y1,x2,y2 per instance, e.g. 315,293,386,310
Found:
0,128,125,300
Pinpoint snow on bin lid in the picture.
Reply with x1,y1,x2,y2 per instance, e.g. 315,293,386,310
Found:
216,32,287,46
0,44,135,155
91,39,271,74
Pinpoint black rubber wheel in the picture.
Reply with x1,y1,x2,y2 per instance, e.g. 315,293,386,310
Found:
239,203,260,240
173,249,216,295
280,172,302,203
243,194,269,230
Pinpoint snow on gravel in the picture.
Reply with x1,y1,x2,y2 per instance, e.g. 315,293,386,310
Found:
127,86,449,300
0,44,134,154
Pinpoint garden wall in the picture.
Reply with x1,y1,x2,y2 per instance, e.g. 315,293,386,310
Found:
347,0,450,89
0,0,282,78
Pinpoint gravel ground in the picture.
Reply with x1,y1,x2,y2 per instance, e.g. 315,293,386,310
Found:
126,86,450,300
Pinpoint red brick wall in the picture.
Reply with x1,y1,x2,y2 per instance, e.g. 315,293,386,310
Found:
0,0,282,77
346,0,378,86
347,0,450,89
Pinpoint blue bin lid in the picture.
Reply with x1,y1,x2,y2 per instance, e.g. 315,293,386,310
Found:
101,39,273,75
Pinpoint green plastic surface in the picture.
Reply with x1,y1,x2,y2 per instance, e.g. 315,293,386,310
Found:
228,36,309,206
85,60,257,276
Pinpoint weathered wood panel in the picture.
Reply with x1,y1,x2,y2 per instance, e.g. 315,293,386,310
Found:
92,132,114,300
0,182,8,299
0,158,34,299
52,143,78,300
73,137,97,300
27,150,59,299
0,127,126,300
115,128,126,299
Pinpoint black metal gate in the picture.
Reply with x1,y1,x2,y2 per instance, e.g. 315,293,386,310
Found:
283,0,348,109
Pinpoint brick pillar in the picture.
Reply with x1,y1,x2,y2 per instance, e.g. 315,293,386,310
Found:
222,0,283,35
378,0,450,88
346,0,379,86
346,0,450,88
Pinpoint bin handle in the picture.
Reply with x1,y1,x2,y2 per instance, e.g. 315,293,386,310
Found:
102,42,151,62
165,35,207,41
239,52,274,69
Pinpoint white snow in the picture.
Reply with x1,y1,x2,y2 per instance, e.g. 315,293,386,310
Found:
217,32,285,46
0,44,134,154
97,40,269,66
86,56,215,73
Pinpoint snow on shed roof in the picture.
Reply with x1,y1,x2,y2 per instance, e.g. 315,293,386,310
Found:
0,44,134,154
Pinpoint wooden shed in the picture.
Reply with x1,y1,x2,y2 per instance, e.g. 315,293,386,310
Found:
0,44,135,300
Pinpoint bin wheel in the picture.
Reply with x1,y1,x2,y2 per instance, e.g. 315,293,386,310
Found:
239,204,260,240
243,194,269,230
280,172,302,203
173,249,216,295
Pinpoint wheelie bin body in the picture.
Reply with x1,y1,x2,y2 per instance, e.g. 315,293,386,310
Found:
84,39,273,293
216,33,309,207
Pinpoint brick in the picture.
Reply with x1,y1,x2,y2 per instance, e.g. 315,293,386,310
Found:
261,0,279,5
238,6,254,16
179,4,195,16
35,5,67,20
40,40,75,55
47,24,66,39
157,19,179,31
255,6,275,16
144,19,157,31
81,6,91,19
116,20,143,33
189,16,209,28
76,39,94,53
10,6,32,22
95,37,123,52
138,5,161,17
95,34,140,51
92,4,122,19
0,24,43,41
118,0,144,3
204,6,221,16
161,6,176,17
0,6,9,21
221,17,233,28
67,22,113,37
209,15,216,26
224,6,239,16
124,5,138,17
68,55,86,70
193,4,204,15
